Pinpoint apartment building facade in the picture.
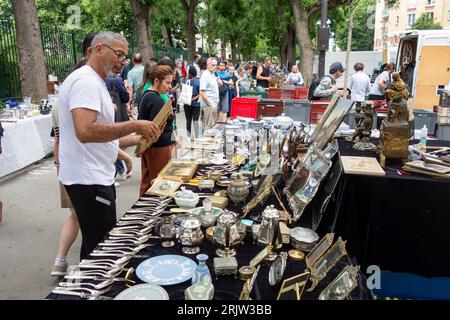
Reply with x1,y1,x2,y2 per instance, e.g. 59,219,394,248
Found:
374,0,450,57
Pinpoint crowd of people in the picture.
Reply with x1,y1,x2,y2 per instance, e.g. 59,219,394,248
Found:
20,30,399,277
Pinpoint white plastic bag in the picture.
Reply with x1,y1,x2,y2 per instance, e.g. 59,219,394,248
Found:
178,80,193,106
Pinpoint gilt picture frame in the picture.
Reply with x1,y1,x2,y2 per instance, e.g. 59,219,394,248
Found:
305,233,335,270
158,160,198,181
276,271,310,300
146,177,182,197
318,265,359,300
308,237,348,292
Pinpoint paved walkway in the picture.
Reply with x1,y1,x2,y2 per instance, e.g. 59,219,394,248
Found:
0,109,190,299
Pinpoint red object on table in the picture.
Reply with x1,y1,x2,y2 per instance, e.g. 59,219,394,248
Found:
310,100,330,124
372,100,387,112
230,97,259,120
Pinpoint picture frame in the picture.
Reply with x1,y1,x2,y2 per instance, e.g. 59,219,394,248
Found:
146,177,182,197
308,237,348,292
249,244,272,267
158,160,198,181
305,233,335,270
284,143,332,221
318,265,360,300
243,175,273,215
276,271,310,300
311,95,355,150
254,154,271,177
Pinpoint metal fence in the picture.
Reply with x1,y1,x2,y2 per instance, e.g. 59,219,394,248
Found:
0,21,188,100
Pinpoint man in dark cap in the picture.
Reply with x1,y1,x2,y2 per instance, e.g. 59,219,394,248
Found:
313,61,345,100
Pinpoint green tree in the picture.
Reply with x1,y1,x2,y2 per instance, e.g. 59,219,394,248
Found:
412,12,442,30
334,0,376,51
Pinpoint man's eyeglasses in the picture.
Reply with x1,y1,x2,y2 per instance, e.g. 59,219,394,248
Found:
102,44,128,62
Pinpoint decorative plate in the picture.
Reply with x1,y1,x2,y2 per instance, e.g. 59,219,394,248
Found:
136,255,197,286
269,252,287,286
114,284,169,300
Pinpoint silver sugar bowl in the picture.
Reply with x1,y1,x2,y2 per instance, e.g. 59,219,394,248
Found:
179,217,204,254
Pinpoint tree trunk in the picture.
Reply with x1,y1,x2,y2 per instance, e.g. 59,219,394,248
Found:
230,38,237,64
181,0,198,63
12,0,47,101
292,0,315,87
343,0,358,93
287,25,296,70
221,39,226,59
130,0,153,62
280,30,288,67
161,24,172,48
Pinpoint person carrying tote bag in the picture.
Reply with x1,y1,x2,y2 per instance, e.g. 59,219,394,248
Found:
183,66,201,136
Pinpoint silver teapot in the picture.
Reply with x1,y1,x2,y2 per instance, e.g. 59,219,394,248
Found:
213,210,242,257
257,205,280,246
227,173,250,205
179,217,204,254
155,215,177,248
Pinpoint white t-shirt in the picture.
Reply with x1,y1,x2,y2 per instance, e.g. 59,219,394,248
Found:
58,65,119,186
370,71,391,96
349,71,370,102
199,70,219,108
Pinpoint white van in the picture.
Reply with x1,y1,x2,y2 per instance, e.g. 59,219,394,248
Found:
395,30,450,110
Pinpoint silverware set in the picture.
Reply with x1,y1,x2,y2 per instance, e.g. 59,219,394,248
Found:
53,194,170,298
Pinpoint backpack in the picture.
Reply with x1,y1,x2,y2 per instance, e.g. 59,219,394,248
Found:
308,75,334,101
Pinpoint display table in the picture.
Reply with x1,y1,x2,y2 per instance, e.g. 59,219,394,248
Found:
332,139,450,277
47,161,372,300
0,115,53,178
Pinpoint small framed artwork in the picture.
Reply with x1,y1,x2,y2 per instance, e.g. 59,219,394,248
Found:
159,160,198,181
276,271,310,300
305,233,335,270
318,265,359,300
146,177,182,197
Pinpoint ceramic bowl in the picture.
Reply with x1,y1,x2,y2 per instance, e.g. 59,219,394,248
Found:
175,193,200,209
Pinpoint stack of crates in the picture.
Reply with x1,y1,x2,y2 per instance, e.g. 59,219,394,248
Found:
284,100,310,123
310,101,330,124
230,97,259,120
293,88,308,100
413,109,437,135
267,88,282,99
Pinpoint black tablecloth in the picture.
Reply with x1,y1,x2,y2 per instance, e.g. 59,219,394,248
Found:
47,163,372,300
332,139,450,277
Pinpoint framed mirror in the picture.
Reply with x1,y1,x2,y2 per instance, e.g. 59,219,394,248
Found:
313,97,355,150
308,237,348,292
305,233,335,270
318,265,359,300
309,94,340,141
322,139,339,160
276,271,310,300
284,143,332,221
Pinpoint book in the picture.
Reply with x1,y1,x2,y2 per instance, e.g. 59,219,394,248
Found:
340,156,385,176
